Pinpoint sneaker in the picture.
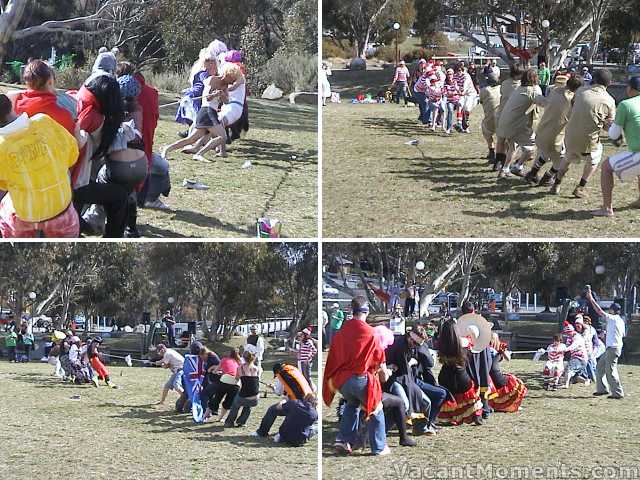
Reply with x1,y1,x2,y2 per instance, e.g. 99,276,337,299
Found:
572,185,587,198
273,433,281,443
498,169,512,179
463,127,471,134
182,179,210,190
607,395,624,399
144,199,171,211
510,167,526,178
334,441,352,455
550,183,561,195
444,128,451,135
250,431,263,438
374,445,391,456
593,391,609,396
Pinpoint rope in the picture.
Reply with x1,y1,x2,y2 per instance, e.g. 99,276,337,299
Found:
158,94,207,110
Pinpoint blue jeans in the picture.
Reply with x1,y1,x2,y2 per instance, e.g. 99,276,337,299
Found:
586,356,596,381
416,379,447,424
395,81,408,104
225,395,258,426
389,382,409,413
338,375,386,454
446,102,456,130
414,91,428,124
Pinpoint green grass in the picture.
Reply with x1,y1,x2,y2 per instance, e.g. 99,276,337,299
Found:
322,358,640,480
0,347,317,480
0,83,317,238
323,72,636,237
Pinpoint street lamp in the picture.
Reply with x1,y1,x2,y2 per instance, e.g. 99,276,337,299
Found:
595,264,605,275
393,22,401,65
541,20,550,69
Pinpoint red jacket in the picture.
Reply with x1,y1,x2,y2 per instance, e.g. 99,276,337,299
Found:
70,86,105,187
135,73,159,163
14,90,77,135
323,318,385,417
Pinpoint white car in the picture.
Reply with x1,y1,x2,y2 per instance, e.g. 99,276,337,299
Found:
323,283,340,296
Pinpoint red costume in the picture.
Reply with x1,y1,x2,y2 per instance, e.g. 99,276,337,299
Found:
13,90,77,135
323,318,385,417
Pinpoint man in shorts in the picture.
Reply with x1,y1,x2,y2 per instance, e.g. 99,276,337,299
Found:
153,343,185,405
551,69,616,197
593,76,640,216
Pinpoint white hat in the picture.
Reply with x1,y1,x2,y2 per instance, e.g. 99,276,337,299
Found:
332,303,340,309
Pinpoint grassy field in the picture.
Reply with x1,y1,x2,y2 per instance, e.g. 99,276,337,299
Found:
322,70,638,238
322,358,640,480
0,83,318,238
0,346,317,480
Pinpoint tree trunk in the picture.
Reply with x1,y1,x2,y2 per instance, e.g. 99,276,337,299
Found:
0,0,28,71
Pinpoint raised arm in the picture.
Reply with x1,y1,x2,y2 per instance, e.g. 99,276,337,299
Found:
586,289,605,318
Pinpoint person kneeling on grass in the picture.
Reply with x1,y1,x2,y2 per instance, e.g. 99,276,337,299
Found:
224,350,260,427
153,343,185,405
253,392,318,447
0,95,80,238
253,362,313,439
592,76,640,217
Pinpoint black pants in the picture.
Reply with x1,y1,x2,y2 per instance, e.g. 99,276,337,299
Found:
73,182,128,237
404,298,415,317
211,382,239,411
201,380,219,411
382,392,409,441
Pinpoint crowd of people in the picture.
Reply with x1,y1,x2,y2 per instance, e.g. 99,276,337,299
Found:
154,327,318,447
0,39,249,238
392,56,640,216
323,289,626,456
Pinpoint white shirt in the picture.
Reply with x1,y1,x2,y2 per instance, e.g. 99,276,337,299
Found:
69,344,80,364
162,349,185,373
389,314,406,335
604,313,625,351
245,335,265,361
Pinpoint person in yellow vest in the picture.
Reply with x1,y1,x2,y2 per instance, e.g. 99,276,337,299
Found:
550,69,616,197
524,74,584,185
0,95,79,237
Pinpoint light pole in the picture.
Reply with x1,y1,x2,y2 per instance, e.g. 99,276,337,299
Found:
393,22,401,65
542,19,550,68
415,261,425,317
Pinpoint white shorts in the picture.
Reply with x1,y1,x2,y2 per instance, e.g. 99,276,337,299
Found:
220,102,243,127
608,150,640,182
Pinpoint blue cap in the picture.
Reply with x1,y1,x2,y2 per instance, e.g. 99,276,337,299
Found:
629,76,640,92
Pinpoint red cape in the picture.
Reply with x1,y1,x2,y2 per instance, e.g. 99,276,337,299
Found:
323,318,385,417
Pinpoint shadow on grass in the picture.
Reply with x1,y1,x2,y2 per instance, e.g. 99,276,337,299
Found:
169,210,252,236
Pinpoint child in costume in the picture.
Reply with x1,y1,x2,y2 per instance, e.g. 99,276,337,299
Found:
88,336,116,387
295,328,317,388
543,333,567,390
436,319,484,425
487,333,527,412
563,322,589,387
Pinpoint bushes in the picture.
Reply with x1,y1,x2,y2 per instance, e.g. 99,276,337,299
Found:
144,68,189,93
322,38,351,59
263,52,317,93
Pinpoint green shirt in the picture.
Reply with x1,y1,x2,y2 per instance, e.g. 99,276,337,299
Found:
330,310,345,330
538,67,551,87
615,95,640,152
4,332,17,347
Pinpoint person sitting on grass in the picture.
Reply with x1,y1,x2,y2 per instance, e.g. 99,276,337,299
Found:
0,94,80,238
253,362,313,439
542,333,567,391
224,350,260,428
153,343,185,405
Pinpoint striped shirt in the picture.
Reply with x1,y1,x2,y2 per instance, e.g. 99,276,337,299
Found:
566,335,587,361
426,85,442,102
413,74,429,93
298,339,317,362
443,83,460,103
546,343,567,362
394,66,410,83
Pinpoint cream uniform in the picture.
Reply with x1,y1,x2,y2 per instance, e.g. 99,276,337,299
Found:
535,85,575,168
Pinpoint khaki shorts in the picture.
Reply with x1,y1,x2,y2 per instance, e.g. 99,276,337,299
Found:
608,151,640,182
507,130,535,148
481,119,496,144
565,142,603,167
536,140,564,169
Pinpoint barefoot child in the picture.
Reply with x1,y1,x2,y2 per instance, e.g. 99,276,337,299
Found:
543,334,567,390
